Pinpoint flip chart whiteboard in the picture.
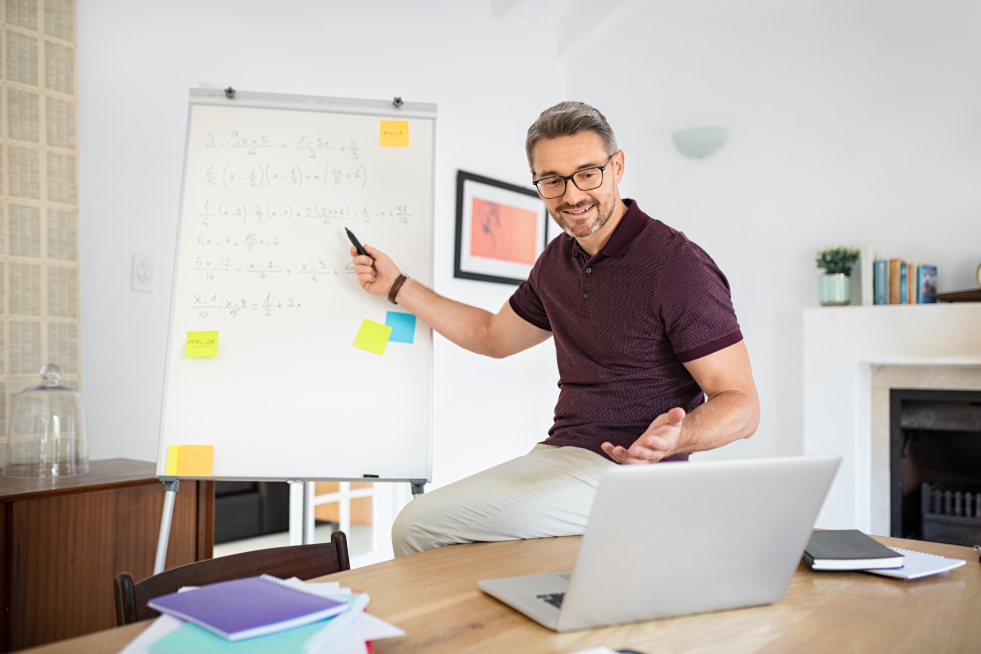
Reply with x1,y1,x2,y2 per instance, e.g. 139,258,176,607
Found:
156,89,435,482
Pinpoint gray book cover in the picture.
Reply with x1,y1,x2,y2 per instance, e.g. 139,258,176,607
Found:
804,529,899,562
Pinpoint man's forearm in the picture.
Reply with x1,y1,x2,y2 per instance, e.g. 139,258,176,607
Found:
677,390,759,454
393,278,499,356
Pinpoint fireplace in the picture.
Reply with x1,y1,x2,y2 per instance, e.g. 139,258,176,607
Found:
890,388,981,546
803,305,981,532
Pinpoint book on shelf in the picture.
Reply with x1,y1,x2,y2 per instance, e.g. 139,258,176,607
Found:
802,529,904,571
908,262,919,304
888,259,903,304
918,265,938,303
900,262,908,304
859,245,877,306
873,260,889,305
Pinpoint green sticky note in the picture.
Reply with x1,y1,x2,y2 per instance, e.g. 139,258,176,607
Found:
185,331,218,358
353,319,392,355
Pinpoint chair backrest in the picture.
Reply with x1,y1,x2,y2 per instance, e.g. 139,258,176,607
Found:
114,530,350,625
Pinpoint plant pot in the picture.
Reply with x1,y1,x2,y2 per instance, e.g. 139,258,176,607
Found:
818,274,851,306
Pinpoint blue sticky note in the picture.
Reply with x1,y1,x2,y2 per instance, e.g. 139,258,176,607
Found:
385,311,416,344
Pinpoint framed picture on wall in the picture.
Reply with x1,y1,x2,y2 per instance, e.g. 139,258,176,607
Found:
454,171,549,285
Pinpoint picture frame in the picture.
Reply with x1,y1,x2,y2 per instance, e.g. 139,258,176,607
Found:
454,171,550,285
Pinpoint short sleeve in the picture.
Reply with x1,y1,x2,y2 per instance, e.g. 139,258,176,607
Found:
509,260,551,332
657,240,742,362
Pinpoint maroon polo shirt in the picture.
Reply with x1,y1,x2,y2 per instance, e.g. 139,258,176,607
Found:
509,199,742,462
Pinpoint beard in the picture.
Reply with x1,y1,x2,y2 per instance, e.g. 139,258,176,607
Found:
548,194,617,239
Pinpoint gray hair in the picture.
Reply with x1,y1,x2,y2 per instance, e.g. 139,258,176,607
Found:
525,101,618,171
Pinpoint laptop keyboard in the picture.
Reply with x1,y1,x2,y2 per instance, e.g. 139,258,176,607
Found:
536,592,565,609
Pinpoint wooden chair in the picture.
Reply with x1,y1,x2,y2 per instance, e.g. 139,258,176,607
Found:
114,530,350,625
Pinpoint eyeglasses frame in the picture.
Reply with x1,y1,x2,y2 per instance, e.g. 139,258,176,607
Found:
532,152,618,200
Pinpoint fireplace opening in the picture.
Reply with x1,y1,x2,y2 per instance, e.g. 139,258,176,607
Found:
890,389,981,546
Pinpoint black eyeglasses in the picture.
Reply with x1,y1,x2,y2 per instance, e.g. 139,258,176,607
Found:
532,153,617,199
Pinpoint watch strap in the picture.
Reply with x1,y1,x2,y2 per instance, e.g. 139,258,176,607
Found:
388,274,409,305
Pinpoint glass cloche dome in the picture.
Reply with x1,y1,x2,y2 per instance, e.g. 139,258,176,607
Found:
3,364,89,478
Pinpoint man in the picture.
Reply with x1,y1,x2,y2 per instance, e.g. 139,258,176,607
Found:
352,101,759,557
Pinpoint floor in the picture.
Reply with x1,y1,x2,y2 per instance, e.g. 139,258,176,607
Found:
213,522,375,558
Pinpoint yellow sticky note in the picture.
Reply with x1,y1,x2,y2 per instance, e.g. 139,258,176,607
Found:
165,445,180,476
185,331,218,358
176,445,213,477
380,120,409,147
353,319,393,355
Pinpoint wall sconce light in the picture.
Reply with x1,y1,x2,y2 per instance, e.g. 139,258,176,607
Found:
672,127,727,159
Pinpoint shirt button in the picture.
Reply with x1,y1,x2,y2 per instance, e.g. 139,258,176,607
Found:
583,292,589,299
586,267,592,274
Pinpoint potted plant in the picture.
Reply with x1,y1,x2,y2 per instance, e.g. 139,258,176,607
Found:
816,246,860,306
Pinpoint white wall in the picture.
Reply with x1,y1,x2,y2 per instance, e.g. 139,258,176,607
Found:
77,1,563,489
566,0,981,460
79,0,981,491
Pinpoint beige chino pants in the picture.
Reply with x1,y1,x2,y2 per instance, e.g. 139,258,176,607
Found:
392,444,617,557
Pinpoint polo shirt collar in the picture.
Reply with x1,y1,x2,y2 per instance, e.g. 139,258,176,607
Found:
571,199,650,259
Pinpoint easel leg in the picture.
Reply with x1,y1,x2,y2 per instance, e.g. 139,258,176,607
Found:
153,480,180,574
410,479,427,496
288,481,325,545
303,481,315,545
288,480,305,546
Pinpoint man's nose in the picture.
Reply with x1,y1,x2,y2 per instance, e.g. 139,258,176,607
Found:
561,180,588,204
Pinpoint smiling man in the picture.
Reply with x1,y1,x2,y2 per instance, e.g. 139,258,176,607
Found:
352,101,760,557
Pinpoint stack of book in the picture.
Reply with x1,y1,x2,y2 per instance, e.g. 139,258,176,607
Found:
802,530,966,580
118,575,405,654
873,260,937,305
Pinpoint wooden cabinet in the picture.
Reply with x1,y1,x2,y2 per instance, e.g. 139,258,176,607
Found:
0,459,214,651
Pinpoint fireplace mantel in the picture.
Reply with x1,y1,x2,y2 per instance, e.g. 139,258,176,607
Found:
803,304,981,533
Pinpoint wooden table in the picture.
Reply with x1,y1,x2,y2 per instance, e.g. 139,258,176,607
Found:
20,535,981,654
1,459,213,651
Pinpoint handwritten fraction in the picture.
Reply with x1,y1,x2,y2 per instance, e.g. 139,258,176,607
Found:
204,132,361,159
191,292,307,318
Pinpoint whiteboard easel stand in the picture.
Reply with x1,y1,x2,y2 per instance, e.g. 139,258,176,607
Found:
152,477,427,574
153,88,436,574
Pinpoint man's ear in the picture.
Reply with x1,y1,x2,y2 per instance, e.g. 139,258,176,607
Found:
614,150,625,183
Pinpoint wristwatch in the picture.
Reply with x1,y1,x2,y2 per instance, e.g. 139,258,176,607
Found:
388,274,409,305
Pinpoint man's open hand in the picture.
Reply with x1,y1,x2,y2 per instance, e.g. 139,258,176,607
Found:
601,407,686,464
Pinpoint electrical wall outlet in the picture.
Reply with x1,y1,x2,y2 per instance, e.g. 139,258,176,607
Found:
132,254,153,293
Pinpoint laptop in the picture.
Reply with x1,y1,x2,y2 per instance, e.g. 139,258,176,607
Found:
478,454,840,632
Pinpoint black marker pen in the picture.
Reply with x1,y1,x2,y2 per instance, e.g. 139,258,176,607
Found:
345,227,368,257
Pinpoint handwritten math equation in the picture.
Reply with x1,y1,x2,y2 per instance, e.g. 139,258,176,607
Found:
198,201,412,227
204,162,368,191
203,132,361,159
192,256,356,282
190,292,305,318
196,234,279,251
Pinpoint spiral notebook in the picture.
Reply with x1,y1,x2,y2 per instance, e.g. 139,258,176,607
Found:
863,547,967,580
147,575,349,641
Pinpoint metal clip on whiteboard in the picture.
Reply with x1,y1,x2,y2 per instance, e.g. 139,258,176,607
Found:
224,87,236,99
392,96,403,109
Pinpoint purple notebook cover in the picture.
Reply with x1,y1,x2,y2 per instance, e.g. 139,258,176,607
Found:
147,576,347,641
